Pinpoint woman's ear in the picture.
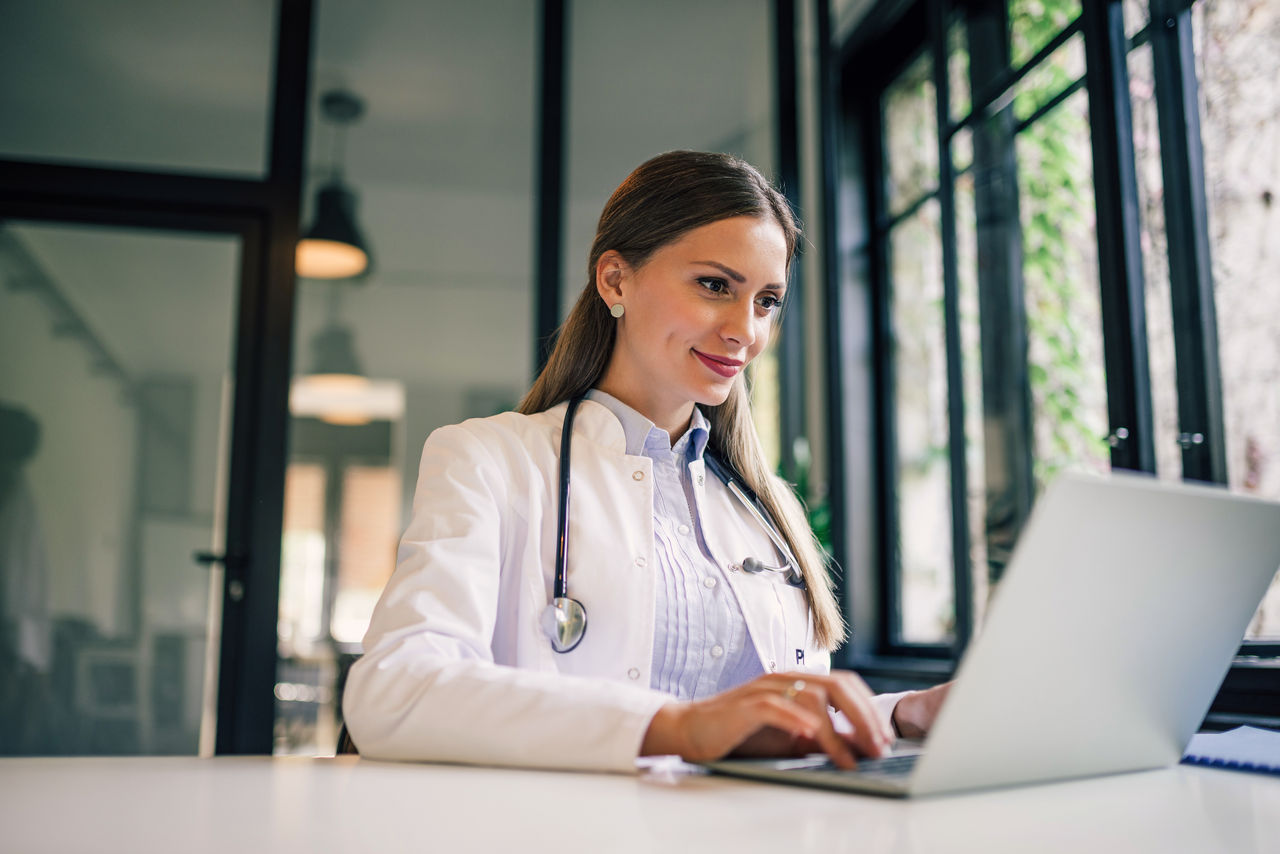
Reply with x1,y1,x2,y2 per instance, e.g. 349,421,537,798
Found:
595,250,629,306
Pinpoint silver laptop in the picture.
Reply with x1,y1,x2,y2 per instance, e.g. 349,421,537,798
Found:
703,473,1280,797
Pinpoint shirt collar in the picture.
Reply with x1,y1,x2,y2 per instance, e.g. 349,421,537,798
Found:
585,389,709,462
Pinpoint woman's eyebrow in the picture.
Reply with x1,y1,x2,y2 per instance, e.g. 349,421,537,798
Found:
693,260,786,290
692,260,746,283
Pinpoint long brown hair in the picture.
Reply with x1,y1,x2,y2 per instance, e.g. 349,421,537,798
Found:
518,150,844,650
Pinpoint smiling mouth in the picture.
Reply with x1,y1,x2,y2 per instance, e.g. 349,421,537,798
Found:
692,350,744,378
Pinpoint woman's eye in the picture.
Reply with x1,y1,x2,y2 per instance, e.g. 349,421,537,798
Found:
757,294,784,312
696,276,731,294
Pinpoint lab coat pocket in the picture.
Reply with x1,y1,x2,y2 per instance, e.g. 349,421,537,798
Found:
773,582,815,672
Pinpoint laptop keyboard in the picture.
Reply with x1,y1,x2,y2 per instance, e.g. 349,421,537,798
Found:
808,753,920,779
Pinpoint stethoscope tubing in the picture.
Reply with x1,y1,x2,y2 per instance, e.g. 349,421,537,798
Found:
553,396,583,602
544,395,803,653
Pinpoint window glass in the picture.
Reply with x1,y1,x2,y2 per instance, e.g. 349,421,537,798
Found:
949,17,972,123
1123,0,1150,40
0,0,275,176
1127,43,1182,480
334,466,400,645
751,353,783,477
279,464,327,652
889,199,954,644
1011,33,1086,125
276,0,538,755
1009,0,1082,69
1191,0,1280,638
0,221,241,756
1016,87,1110,487
953,129,990,630
884,52,939,217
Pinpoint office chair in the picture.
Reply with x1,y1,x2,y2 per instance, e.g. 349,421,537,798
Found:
337,724,358,755
334,651,361,755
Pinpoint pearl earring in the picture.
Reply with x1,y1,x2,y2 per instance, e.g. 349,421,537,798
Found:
610,304,625,318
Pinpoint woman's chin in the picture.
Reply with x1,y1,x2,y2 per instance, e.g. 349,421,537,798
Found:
694,382,736,408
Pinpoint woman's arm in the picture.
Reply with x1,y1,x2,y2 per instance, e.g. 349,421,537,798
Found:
890,682,953,738
342,421,670,772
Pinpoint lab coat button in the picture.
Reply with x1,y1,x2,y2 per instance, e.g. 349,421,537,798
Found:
632,470,645,481
627,667,640,680
634,556,647,568
710,645,724,658
702,576,716,589
678,524,690,535
697,475,705,486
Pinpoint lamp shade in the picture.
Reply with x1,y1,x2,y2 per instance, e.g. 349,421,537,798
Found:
296,183,371,279
308,324,364,379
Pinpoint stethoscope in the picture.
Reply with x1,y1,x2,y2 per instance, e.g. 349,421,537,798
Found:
540,395,806,653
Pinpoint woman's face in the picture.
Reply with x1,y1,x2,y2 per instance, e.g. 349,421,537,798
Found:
597,215,788,426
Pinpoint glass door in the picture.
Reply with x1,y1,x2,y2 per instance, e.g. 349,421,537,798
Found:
0,219,241,755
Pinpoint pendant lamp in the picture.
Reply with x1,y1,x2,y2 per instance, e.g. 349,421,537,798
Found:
290,281,399,427
297,320,372,425
296,90,373,279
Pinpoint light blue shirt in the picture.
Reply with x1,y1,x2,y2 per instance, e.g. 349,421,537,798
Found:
586,390,765,700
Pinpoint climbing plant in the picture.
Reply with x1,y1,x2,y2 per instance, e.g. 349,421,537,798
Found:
1011,0,1111,488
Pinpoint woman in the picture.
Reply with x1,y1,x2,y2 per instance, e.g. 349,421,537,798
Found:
343,150,949,772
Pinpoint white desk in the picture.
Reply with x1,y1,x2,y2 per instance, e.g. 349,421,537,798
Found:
2,756,1277,853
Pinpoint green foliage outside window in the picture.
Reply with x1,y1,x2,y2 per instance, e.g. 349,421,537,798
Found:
1012,3,1110,488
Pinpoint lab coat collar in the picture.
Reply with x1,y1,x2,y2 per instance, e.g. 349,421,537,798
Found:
585,389,710,461
539,398,628,455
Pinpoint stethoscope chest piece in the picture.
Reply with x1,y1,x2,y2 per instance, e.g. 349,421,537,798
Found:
541,596,587,653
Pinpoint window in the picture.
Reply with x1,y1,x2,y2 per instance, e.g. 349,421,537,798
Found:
833,0,1280,702
1191,0,1280,640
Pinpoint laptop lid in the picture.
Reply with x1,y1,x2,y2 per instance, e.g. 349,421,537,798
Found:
909,472,1280,795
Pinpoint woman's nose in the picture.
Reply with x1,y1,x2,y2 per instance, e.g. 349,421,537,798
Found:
719,302,757,348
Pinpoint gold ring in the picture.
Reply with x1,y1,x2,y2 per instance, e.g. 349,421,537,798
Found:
782,679,806,700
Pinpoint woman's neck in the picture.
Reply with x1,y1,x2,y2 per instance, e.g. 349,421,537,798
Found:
594,370,694,445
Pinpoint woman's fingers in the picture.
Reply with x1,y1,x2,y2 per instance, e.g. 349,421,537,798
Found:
788,683,858,769
766,670,891,761
821,672,894,757
677,687,824,762
655,670,897,766
747,694,823,743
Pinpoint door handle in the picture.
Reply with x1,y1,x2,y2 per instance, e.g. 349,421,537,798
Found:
192,551,249,601
192,550,248,569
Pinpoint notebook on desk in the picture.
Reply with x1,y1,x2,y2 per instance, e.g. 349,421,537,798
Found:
703,473,1280,797
1183,726,1280,775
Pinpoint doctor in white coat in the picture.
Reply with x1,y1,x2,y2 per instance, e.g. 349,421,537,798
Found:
343,150,950,772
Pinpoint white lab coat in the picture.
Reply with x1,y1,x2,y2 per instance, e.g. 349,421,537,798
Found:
343,399,902,772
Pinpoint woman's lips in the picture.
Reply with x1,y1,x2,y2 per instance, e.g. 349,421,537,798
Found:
693,350,743,378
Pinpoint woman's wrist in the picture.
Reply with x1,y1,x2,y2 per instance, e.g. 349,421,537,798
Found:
891,691,919,739
640,702,689,757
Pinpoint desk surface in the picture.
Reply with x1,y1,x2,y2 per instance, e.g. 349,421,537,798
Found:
2,755,1277,853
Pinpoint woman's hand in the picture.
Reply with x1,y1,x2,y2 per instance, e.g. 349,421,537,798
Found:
640,671,894,769
890,682,954,739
